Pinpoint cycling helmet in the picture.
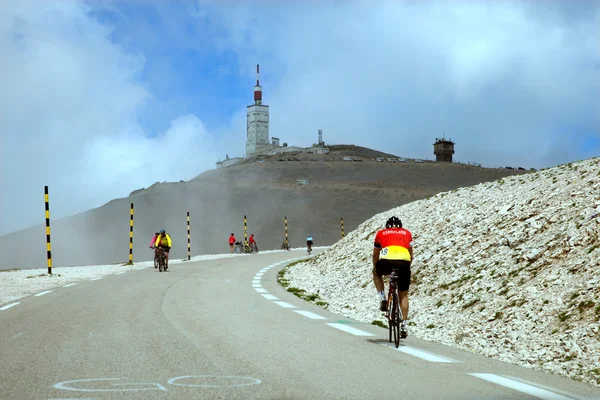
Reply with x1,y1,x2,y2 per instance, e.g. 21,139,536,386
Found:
155,231,159,235
385,216,402,228
159,229,165,234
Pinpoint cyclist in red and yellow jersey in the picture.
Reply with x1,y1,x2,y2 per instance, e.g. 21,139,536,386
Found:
373,216,413,337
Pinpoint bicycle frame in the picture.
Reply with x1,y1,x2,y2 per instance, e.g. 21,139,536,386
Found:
156,247,167,271
386,268,402,347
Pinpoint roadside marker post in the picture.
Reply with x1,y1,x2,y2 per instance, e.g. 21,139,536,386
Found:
44,186,53,275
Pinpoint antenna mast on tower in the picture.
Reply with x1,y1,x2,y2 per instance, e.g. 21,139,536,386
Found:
254,64,262,105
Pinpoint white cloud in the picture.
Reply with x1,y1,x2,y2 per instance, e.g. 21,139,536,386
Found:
0,1,218,234
2,0,599,234
197,0,600,167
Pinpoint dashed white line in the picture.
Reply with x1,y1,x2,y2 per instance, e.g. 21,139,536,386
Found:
255,288,268,293
0,302,21,311
115,272,126,275
386,344,458,363
468,374,576,400
293,310,326,320
261,294,279,300
326,323,375,336
273,301,297,309
64,283,77,287
252,284,263,289
34,290,53,297
90,277,102,281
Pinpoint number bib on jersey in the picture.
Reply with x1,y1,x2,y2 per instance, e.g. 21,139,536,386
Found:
380,245,411,261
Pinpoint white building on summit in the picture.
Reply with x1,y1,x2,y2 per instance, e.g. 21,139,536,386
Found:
246,64,270,157
217,64,329,168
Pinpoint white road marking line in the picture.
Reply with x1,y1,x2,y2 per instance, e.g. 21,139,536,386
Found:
64,283,77,287
273,301,297,309
252,279,261,284
252,284,262,289
115,272,126,275
502,377,587,400
34,290,53,297
293,310,326,320
255,288,268,293
0,302,21,311
90,277,102,281
468,374,576,400
10,333,24,340
261,294,279,300
326,323,375,336
386,345,458,363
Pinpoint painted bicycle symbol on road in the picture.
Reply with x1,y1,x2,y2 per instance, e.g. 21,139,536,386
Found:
54,375,262,393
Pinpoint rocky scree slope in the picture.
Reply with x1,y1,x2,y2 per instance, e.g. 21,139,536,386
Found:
284,157,600,387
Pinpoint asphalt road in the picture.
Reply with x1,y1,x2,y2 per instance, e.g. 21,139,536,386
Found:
1,250,599,400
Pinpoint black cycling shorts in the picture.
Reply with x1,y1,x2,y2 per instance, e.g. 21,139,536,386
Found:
307,241,313,246
158,246,170,252
373,259,411,292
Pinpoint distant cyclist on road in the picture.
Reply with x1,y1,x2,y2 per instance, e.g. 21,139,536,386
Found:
229,233,236,253
155,230,172,269
372,216,413,337
149,231,160,268
249,233,257,252
306,234,313,253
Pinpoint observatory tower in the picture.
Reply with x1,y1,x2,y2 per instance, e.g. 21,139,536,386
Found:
433,136,455,162
246,64,270,157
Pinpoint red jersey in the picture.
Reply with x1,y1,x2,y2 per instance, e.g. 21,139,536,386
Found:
249,236,256,245
229,236,236,245
373,227,412,261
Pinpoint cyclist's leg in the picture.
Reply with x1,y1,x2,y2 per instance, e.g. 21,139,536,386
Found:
396,261,411,319
396,261,411,335
373,260,392,311
164,247,170,267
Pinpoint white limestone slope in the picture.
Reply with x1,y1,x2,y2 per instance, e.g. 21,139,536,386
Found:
285,157,600,386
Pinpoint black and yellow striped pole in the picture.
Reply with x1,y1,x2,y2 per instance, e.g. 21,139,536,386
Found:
44,186,52,275
244,215,248,245
285,216,289,247
341,217,345,238
128,203,134,265
187,211,191,261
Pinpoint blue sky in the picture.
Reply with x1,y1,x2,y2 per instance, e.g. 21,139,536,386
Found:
1,0,599,234
90,1,250,134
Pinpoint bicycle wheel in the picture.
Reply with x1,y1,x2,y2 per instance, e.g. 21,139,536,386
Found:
387,292,393,343
392,291,400,348
158,251,164,272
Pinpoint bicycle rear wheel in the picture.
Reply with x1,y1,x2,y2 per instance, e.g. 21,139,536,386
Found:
392,291,400,348
387,292,393,343
158,251,164,272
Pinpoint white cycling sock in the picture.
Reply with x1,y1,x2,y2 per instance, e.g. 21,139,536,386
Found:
379,291,385,300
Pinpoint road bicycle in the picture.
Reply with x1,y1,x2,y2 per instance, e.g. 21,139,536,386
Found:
156,247,167,272
385,268,405,348
234,241,258,254
153,247,159,269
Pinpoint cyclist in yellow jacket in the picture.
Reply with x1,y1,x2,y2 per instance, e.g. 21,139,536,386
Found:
154,230,172,269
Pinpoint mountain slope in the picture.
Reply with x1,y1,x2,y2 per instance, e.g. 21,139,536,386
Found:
284,156,600,386
0,146,526,269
